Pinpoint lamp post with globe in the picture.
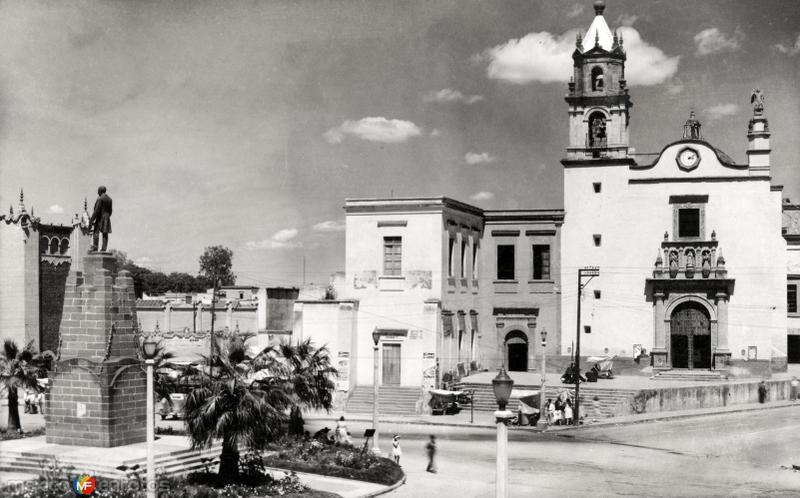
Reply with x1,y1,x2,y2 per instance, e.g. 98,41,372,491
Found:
492,368,514,498
142,337,158,498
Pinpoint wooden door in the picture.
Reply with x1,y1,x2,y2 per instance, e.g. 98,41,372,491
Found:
670,302,710,369
382,343,401,385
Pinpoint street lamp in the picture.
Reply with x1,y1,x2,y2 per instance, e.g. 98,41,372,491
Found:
539,328,547,429
142,336,158,498
371,329,382,455
492,368,514,498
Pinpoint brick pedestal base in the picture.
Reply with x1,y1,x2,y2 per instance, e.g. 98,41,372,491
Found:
45,252,146,447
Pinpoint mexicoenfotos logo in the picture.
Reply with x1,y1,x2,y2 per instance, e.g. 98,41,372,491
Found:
70,474,96,496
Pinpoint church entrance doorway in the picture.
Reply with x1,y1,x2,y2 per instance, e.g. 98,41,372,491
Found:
505,330,528,372
788,336,800,364
670,301,711,369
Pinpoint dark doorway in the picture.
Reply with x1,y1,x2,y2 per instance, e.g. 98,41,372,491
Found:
382,343,401,385
788,336,800,363
508,344,528,371
505,330,529,372
670,301,711,369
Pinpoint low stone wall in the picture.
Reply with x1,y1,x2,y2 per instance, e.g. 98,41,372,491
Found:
626,379,792,415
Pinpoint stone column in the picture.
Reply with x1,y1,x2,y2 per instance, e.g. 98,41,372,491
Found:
651,292,668,369
527,320,537,372
713,292,731,370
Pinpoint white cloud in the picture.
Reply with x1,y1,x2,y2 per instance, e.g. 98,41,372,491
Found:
694,28,743,56
464,151,495,165
324,117,422,144
705,103,740,120
470,191,494,201
312,220,345,232
774,33,800,56
430,128,442,137
666,79,685,95
480,26,678,86
424,88,484,105
246,228,301,250
48,204,64,214
272,228,299,242
616,14,639,27
566,4,584,19
134,256,153,267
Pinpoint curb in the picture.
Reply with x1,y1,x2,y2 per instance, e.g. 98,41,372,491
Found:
360,473,406,498
555,401,800,432
265,464,406,498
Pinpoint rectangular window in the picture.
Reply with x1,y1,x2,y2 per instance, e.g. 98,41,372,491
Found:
383,237,402,276
789,284,798,314
593,234,602,247
594,290,602,299
448,238,455,277
472,243,479,279
496,245,515,280
593,182,602,193
460,240,468,279
678,208,700,238
532,245,551,280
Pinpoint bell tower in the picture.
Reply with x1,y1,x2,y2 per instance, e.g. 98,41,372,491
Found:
565,1,633,161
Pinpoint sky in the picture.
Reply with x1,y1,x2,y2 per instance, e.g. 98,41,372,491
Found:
1,0,798,288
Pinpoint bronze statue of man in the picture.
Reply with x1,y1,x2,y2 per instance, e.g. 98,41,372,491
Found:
89,185,113,252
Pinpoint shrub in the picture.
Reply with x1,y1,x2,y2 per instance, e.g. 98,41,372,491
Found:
263,436,404,486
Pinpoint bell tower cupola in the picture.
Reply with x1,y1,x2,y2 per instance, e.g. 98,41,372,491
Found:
565,0,633,162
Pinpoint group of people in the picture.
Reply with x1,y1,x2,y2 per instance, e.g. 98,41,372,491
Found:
560,362,586,384
544,392,575,425
24,389,44,414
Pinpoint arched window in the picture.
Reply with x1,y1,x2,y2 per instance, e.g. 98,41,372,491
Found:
49,238,59,255
59,238,70,255
588,111,607,148
591,67,604,91
40,237,50,254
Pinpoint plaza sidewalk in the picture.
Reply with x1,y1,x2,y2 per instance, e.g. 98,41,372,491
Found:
305,398,800,432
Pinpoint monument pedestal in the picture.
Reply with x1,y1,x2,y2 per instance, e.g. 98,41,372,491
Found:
45,252,146,447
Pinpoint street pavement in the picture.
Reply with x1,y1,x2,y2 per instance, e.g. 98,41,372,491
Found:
7,403,800,497
302,405,800,497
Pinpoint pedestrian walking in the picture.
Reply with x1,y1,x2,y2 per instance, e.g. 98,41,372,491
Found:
425,434,437,473
790,377,799,401
391,435,402,465
758,380,768,404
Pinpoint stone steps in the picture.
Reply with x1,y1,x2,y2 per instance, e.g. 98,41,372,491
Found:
0,442,222,479
651,370,728,381
346,385,421,415
455,382,639,418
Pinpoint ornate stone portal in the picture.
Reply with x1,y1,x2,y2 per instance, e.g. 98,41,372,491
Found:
45,252,146,447
647,236,734,371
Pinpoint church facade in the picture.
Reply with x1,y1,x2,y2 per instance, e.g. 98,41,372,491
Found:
560,2,787,376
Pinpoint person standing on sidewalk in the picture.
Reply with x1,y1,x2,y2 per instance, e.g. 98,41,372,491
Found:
790,377,799,401
758,380,768,403
425,435,437,473
391,435,402,465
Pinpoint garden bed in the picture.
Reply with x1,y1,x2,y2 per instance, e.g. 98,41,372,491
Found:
263,437,404,486
0,468,340,498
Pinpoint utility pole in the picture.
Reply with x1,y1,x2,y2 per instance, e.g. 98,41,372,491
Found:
575,266,599,425
209,277,220,381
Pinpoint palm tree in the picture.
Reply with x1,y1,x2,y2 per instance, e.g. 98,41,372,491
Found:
183,333,293,480
271,338,337,432
183,334,338,481
0,340,47,432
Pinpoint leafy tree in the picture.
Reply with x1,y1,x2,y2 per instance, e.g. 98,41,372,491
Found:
183,335,336,481
198,246,236,287
0,340,47,431
143,272,169,296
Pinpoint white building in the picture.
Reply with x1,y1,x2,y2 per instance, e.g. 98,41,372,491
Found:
560,2,787,377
